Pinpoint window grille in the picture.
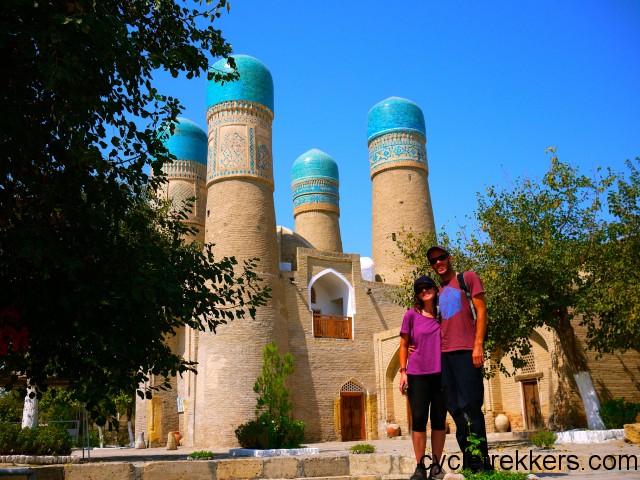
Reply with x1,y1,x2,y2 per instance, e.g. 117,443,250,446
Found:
341,381,363,393
520,351,536,374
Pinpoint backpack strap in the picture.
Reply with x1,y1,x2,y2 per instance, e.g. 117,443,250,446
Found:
457,271,477,320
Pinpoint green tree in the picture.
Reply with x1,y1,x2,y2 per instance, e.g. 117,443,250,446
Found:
578,158,640,354
0,0,268,420
394,150,639,427
235,342,305,449
254,342,295,419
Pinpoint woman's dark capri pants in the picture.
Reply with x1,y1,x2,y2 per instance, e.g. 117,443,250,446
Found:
407,372,447,432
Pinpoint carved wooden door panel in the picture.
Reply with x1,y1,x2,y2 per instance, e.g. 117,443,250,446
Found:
340,392,365,441
523,381,542,429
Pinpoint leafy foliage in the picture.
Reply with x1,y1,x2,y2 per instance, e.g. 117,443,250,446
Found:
235,413,305,450
598,398,640,429
0,423,73,456
235,417,268,449
577,159,640,354
460,470,529,480
0,389,23,422
529,429,557,449
0,0,269,420
465,422,486,462
254,342,295,419
235,342,305,449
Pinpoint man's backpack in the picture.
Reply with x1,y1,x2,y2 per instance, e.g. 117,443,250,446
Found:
456,271,488,342
456,271,476,320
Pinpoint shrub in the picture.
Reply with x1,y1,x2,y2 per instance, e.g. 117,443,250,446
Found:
348,443,375,454
0,423,72,456
235,413,305,449
0,423,21,454
33,425,73,456
530,429,557,449
235,418,268,449
599,398,640,429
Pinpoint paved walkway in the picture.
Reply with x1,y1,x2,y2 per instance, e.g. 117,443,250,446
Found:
77,433,639,479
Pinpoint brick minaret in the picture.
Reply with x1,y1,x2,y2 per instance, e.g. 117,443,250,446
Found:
195,54,287,446
368,97,435,284
292,149,342,252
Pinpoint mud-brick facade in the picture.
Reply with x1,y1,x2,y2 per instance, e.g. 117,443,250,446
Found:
136,54,639,449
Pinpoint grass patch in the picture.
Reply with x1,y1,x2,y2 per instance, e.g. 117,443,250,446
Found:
187,450,214,459
461,470,530,479
347,443,375,454
530,429,557,449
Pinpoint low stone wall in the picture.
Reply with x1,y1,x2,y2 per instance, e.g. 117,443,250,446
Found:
1,452,639,479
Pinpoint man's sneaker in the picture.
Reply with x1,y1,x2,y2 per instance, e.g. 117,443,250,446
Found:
409,463,428,480
429,463,446,480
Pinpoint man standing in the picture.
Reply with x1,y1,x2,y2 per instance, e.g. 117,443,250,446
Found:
427,245,491,471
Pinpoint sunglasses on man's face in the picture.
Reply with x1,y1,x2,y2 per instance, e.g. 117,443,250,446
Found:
428,253,449,265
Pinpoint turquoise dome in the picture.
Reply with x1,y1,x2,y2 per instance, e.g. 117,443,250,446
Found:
292,149,339,183
161,117,207,165
206,54,274,112
367,97,426,142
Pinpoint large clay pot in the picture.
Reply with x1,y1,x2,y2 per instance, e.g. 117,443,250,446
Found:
386,423,400,437
495,413,510,433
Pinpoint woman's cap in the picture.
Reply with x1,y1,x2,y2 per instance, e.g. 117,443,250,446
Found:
413,275,437,293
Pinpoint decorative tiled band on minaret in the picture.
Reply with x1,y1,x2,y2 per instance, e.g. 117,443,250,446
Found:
292,149,340,216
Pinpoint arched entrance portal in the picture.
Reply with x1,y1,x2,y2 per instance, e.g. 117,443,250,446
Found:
340,380,365,441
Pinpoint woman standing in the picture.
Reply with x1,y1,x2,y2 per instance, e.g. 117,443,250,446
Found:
399,275,447,480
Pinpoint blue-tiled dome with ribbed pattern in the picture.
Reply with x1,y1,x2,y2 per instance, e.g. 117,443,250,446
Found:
367,97,426,142
206,54,274,112
291,149,339,183
292,149,339,214
161,117,207,165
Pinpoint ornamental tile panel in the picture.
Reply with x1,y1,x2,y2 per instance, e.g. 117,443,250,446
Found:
257,144,271,171
220,131,245,168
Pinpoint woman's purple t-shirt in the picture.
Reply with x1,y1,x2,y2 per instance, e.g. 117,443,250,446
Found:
400,309,442,375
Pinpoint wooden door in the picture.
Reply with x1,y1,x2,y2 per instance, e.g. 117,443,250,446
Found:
340,392,365,441
523,381,542,429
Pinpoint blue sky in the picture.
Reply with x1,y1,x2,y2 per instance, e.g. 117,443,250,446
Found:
157,0,639,259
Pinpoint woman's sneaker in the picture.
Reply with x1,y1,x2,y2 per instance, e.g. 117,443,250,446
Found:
409,463,428,480
429,463,446,480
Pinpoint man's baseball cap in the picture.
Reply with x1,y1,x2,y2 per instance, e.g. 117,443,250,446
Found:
426,245,450,258
413,275,438,293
